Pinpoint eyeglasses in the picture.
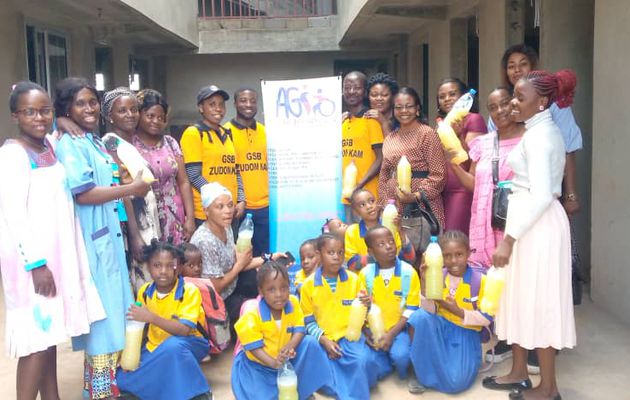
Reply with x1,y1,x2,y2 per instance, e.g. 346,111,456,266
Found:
393,104,417,111
15,107,54,118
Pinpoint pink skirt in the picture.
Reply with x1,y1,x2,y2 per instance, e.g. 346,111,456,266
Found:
496,199,576,350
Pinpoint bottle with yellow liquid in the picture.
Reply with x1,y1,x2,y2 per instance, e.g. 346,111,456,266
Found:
342,160,358,199
381,199,398,235
424,236,444,300
397,156,411,193
479,267,506,315
119,302,146,371
277,361,298,400
437,89,477,165
345,295,368,341
367,303,386,349
235,213,254,252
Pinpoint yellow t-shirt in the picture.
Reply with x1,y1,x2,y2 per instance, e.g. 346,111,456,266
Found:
235,295,304,364
137,277,205,352
300,268,362,341
341,115,384,204
359,260,421,331
437,268,488,331
180,123,238,220
344,220,402,262
225,119,269,209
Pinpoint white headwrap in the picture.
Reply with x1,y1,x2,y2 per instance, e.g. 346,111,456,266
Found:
201,182,232,208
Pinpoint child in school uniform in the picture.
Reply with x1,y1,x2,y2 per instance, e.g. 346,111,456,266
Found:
344,188,415,271
117,240,211,400
293,239,320,295
408,231,492,394
359,226,421,382
300,234,377,400
323,217,348,237
231,260,333,400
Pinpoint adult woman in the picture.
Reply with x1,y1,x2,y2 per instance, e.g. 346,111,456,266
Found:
133,89,195,245
450,88,524,267
190,183,284,333
53,77,150,399
364,72,399,136
436,78,487,233
101,87,161,290
483,70,577,400
0,82,104,400
180,85,245,226
377,87,447,230
492,44,582,217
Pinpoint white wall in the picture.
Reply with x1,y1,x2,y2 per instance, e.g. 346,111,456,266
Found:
591,0,630,324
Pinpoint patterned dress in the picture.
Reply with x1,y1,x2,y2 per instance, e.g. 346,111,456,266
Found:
377,122,447,225
133,134,186,245
0,139,105,358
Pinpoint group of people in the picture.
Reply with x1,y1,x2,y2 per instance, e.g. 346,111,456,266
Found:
0,42,579,400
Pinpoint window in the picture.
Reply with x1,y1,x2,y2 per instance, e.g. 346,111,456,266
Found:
26,25,69,93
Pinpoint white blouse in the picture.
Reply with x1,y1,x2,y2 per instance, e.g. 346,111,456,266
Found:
505,109,566,239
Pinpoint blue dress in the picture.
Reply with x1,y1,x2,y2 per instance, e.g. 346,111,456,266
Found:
55,133,134,356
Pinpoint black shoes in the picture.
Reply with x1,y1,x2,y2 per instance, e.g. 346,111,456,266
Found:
509,389,562,400
482,375,533,391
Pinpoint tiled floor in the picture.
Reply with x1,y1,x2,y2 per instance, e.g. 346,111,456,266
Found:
0,291,627,399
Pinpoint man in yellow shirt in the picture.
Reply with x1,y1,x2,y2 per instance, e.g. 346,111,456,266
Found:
224,88,269,257
341,71,384,223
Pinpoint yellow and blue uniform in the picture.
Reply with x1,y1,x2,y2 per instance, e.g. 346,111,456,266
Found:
344,220,415,271
117,277,210,400
360,259,420,379
224,118,270,255
408,267,493,394
180,123,239,221
231,296,333,399
300,268,379,399
342,113,383,205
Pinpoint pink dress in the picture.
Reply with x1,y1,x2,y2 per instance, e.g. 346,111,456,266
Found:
440,113,487,233
133,135,186,245
468,132,522,267
0,139,105,358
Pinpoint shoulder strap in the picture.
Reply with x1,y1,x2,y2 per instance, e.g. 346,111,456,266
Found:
400,264,412,300
492,132,499,184
364,264,376,295
469,269,482,311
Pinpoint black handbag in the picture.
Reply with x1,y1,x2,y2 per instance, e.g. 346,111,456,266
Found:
491,133,511,230
401,190,441,254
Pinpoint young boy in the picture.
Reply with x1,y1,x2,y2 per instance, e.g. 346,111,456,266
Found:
359,226,421,383
293,239,320,295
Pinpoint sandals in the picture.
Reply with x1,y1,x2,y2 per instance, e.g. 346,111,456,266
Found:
482,375,533,391
509,389,562,400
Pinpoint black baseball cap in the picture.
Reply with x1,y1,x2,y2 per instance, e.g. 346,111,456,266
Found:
197,85,229,104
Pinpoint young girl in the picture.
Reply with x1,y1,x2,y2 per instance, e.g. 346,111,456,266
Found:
116,240,211,400
293,239,320,294
0,82,105,400
344,188,415,271
359,226,421,382
231,260,333,399
299,234,377,400
408,230,492,394
323,217,348,237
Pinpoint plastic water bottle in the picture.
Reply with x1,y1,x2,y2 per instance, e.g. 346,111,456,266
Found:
236,213,254,252
277,361,298,400
437,89,477,165
479,267,506,315
342,160,358,199
397,156,411,193
345,294,368,341
367,303,386,348
424,236,444,300
119,302,146,371
382,199,398,235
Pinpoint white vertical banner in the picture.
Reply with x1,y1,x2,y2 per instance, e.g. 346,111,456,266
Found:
262,76,342,254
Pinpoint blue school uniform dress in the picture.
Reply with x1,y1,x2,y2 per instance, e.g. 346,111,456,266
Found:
117,277,210,400
300,267,379,400
359,259,421,379
231,295,333,400
408,267,492,394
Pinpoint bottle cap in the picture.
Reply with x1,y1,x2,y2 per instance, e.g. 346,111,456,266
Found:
387,199,395,204
469,88,477,96
134,301,142,307
246,213,252,218
430,235,438,242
